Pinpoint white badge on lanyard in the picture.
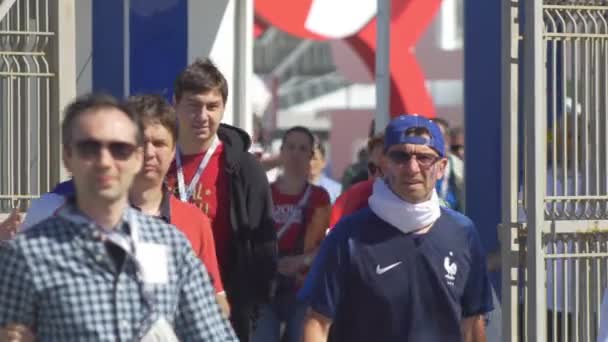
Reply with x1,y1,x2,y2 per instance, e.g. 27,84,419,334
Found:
129,212,169,284
175,136,220,202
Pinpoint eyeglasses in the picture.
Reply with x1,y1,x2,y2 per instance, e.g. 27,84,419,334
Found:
72,139,138,161
387,150,440,168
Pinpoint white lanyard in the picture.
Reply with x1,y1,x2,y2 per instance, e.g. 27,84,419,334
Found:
57,206,154,308
175,136,220,202
276,185,312,239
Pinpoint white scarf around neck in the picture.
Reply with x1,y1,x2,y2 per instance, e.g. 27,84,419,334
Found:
368,178,441,234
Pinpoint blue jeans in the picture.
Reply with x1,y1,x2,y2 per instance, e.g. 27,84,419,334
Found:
252,294,308,342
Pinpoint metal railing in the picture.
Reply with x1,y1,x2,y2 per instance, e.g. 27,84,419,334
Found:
502,0,608,341
0,0,75,212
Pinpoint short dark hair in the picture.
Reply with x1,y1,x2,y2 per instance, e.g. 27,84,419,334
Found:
61,93,143,146
367,133,385,153
432,117,450,135
404,126,432,138
398,127,442,157
450,126,464,138
282,126,315,149
174,58,228,104
125,94,177,143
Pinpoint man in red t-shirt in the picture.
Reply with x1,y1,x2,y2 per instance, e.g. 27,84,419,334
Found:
329,133,385,227
166,58,277,341
124,95,228,315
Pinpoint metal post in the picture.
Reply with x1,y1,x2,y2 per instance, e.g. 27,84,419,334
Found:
523,0,547,341
500,0,520,340
49,0,77,183
375,0,390,133
233,0,253,136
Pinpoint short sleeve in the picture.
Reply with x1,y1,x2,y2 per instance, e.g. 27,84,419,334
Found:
461,225,494,317
329,193,347,228
298,225,348,320
0,241,37,326
198,215,224,293
303,187,332,252
313,187,331,209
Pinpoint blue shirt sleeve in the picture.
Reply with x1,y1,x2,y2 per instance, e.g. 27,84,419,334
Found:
461,224,494,317
297,225,348,320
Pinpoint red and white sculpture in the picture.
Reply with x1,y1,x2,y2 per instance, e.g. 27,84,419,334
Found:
254,0,443,118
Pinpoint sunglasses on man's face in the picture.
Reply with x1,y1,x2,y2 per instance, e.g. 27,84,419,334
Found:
387,150,440,168
72,139,138,161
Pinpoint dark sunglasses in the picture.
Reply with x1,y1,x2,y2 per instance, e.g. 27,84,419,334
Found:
72,139,138,161
387,150,440,168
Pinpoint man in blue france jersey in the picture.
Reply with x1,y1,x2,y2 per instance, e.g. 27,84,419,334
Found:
300,115,493,342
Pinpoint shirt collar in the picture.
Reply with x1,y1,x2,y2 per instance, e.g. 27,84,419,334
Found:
131,186,171,223
58,195,132,236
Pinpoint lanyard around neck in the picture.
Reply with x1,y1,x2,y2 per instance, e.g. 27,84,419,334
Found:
175,136,220,202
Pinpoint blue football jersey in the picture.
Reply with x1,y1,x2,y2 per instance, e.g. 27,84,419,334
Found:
300,207,493,342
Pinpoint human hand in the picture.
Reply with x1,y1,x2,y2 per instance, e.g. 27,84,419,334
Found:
0,324,35,342
277,255,307,276
0,209,22,241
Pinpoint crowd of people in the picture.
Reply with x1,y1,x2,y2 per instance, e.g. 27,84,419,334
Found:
0,58,492,342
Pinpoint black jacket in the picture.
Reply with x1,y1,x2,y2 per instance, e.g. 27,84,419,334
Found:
217,124,278,327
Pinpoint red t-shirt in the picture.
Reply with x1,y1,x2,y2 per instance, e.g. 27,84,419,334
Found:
166,144,233,272
271,183,330,254
169,196,224,293
329,179,374,228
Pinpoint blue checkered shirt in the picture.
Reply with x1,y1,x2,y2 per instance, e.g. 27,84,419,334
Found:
0,205,237,341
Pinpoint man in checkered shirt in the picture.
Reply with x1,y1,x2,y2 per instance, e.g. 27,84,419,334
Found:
0,93,237,341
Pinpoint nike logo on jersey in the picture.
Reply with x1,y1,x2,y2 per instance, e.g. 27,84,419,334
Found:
376,261,402,274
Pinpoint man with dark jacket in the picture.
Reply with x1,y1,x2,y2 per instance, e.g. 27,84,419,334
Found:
166,58,278,341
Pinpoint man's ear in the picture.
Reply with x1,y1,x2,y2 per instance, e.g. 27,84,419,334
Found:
62,145,73,173
435,157,449,180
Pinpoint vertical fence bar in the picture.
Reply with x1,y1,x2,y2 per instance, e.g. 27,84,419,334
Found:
563,240,569,342
501,0,520,339
524,0,547,340
593,21,601,217
552,240,557,342
584,238,591,341
581,12,589,215
596,237,602,342
575,239,580,342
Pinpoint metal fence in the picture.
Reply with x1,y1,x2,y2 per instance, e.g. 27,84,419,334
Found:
0,0,75,213
501,1,608,341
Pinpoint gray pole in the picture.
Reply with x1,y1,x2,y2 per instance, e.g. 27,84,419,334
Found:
500,0,520,340
375,0,390,133
523,0,547,340
234,0,254,136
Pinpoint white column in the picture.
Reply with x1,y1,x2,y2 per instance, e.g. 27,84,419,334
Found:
375,0,390,133
233,0,254,135
188,0,236,126
51,0,77,181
